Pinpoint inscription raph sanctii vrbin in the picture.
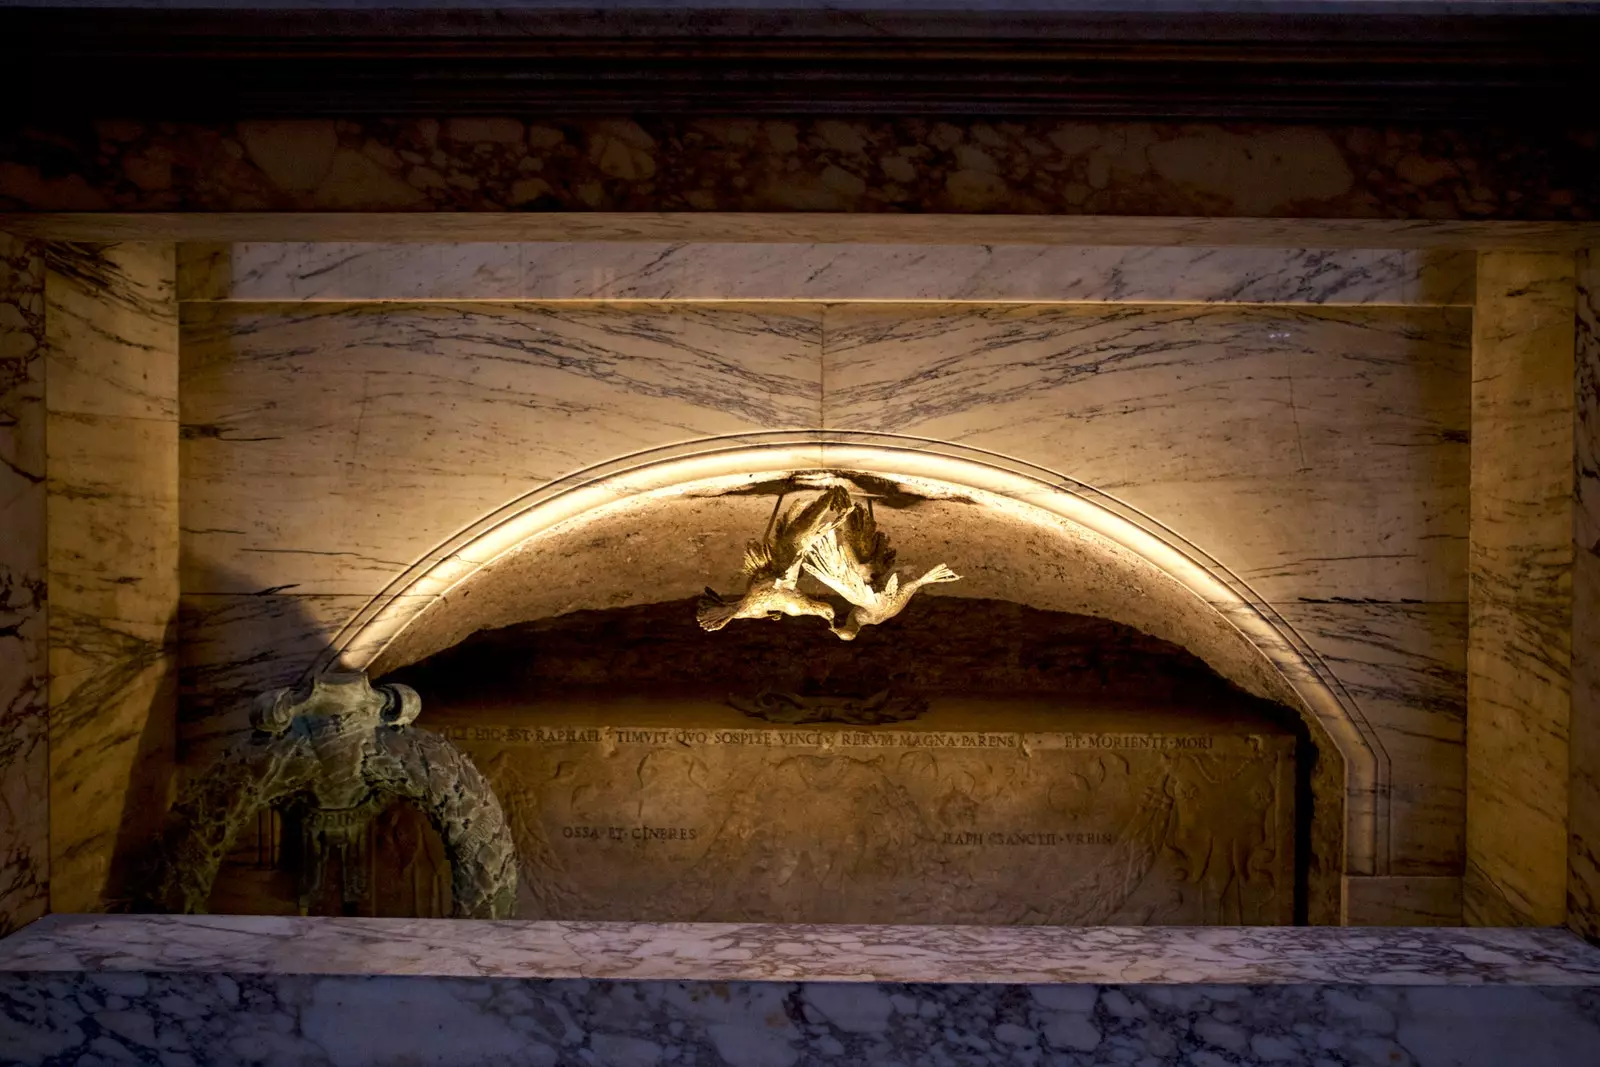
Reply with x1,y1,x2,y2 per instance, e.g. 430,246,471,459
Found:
421,705,1295,927
940,831,1118,846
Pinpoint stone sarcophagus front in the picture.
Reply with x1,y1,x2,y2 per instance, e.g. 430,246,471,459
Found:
417,699,1297,926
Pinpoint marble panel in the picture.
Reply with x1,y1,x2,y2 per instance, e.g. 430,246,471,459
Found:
2,117,1594,221
4,918,1600,1067
43,244,177,421
44,243,180,914
1466,251,1578,928
1572,249,1600,945
2,973,1597,1067
178,241,524,302
825,302,1471,604
0,232,47,936
1275,601,1466,878
317,702,1298,926
177,242,1477,306
179,301,824,596
1343,876,1463,926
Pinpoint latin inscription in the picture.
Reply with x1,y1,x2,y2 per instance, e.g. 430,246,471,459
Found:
562,825,700,842
444,725,1217,752
555,827,1114,846
940,831,1117,846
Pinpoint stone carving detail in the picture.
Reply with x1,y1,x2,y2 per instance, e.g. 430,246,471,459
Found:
153,672,516,918
696,486,851,631
699,484,960,639
412,706,1297,926
727,688,927,725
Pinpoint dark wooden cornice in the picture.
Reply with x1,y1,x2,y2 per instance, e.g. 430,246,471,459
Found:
3,6,1598,122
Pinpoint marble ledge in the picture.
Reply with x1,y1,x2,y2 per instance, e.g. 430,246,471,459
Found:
11,214,1600,251
175,243,1477,306
4,915,1599,987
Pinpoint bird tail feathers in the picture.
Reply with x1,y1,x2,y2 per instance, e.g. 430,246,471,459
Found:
696,589,741,631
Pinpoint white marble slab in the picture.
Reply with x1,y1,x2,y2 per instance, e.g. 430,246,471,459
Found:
825,302,1471,604
2,968,1597,1067
179,301,824,595
6,924,1600,1067
5,915,1599,986
11,970,1600,1067
177,242,1478,305
0,233,48,937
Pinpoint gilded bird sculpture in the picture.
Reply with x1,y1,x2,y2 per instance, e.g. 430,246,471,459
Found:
802,500,961,640
696,486,852,632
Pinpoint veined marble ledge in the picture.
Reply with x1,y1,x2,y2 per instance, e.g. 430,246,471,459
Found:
3,915,1598,986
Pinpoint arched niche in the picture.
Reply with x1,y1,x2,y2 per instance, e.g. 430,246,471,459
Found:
321,432,1388,924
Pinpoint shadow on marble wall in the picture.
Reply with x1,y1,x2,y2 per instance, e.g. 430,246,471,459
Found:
177,565,343,758
99,614,179,913
162,576,336,912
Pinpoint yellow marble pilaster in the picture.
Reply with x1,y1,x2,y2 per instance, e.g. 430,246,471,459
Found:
1466,251,1577,926
1570,250,1600,944
45,243,179,913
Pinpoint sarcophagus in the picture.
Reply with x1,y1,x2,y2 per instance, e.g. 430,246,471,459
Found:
411,698,1297,926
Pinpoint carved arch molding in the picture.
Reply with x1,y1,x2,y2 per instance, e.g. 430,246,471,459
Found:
318,432,1386,923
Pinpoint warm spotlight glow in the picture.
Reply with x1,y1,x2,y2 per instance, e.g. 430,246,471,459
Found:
324,433,1386,877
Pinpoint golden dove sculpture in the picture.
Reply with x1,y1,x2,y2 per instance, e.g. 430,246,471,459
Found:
696,486,852,631
802,500,960,640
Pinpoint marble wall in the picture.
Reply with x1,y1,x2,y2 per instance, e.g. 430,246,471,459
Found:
1466,252,1578,927
822,299,1471,882
1,118,1595,220
1572,250,1600,944
175,243,1472,912
0,234,47,935
44,243,179,913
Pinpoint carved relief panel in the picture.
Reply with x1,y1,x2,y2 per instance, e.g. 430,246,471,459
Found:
400,700,1295,926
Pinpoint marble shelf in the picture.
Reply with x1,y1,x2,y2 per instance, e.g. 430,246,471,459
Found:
3,915,1600,986
3,917,1600,1066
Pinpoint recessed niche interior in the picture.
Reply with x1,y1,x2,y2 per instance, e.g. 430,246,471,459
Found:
213,595,1318,926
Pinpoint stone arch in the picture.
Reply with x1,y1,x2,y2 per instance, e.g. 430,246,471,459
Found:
317,431,1389,917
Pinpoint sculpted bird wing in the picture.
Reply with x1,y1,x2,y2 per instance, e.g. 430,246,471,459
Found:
803,531,878,608
767,486,851,579
741,540,775,577
839,503,896,582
